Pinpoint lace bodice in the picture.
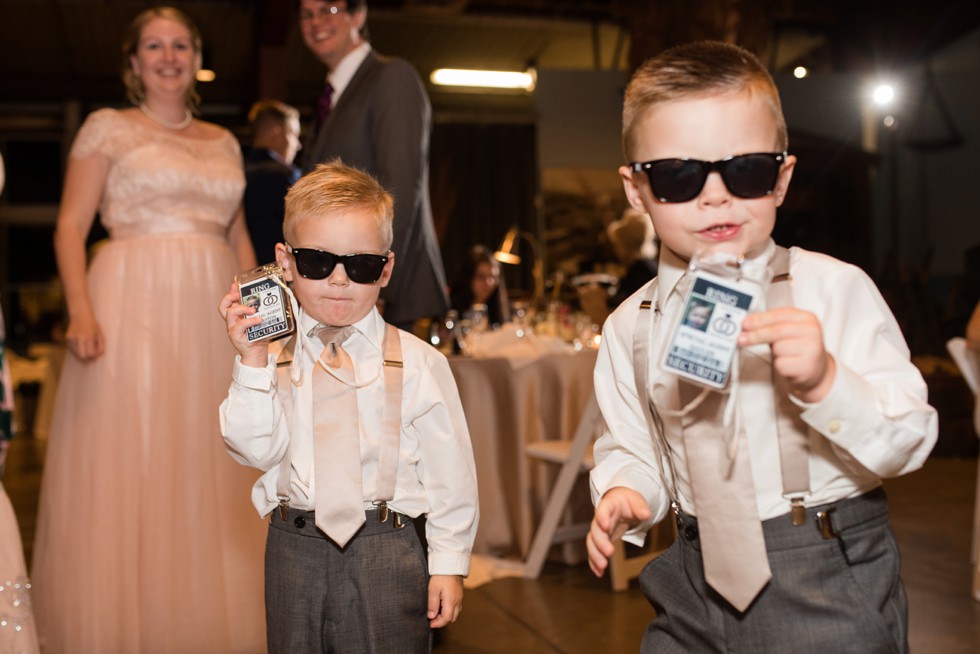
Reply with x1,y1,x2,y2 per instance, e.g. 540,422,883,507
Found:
70,108,245,238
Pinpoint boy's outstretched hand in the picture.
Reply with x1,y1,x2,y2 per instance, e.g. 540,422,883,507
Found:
739,307,836,404
428,574,463,628
586,487,652,577
218,282,269,368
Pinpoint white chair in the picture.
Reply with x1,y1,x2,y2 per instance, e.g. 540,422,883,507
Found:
523,394,671,591
945,337,980,601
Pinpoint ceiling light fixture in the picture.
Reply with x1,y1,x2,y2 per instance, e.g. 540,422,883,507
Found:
430,68,535,91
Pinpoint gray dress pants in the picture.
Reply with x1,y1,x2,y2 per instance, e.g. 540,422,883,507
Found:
639,487,908,654
265,507,431,654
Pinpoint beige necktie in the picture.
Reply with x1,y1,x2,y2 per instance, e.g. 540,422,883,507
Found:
673,270,771,612
312,325,365,547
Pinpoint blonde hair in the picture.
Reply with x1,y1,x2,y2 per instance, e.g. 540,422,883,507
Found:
622,41,787,160
284,161,394,249
608,208,657,262
122,6,202,111
248,99,300,131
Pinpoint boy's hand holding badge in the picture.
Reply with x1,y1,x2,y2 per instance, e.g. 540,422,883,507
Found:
219,264,296,368
663,252,771,389
236,264,295,343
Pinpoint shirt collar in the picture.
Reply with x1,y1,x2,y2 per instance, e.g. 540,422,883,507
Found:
298,306,383,352
657,239,777,302
328,42,372,101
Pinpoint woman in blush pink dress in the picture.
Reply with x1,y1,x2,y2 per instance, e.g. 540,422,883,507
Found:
31,7,266,652
0,151,40,654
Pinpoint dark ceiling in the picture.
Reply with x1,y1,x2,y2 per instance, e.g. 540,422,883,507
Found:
1,0,980,118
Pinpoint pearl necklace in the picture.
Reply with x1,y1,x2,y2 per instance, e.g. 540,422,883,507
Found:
139,102,193,130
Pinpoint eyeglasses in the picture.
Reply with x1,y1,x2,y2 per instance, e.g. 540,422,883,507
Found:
286,243,390,284
299,2,348,22
630,152,787,203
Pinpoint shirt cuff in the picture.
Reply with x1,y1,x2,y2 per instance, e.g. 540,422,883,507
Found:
428,552,471,577
232,354,277,391
797,363,876,450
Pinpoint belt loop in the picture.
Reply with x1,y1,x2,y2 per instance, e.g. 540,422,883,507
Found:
816,507,839,539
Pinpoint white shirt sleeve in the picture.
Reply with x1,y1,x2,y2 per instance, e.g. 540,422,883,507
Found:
219,353,290,474
791,254,938,479
401,341,479,576
590,290,674,543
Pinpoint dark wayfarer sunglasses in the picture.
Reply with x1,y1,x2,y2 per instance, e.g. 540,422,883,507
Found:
286,243,390,284
630,152,788,204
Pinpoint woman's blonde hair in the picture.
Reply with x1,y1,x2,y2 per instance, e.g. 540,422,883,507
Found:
121,6,202,112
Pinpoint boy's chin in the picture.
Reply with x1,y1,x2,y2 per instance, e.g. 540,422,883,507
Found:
679,241,769,262
306,302,377,329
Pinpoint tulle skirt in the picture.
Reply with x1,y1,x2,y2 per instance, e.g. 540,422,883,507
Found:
31,233,267,653
0,483,39,654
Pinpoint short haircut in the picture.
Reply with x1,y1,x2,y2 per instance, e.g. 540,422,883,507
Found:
248,99,300,134
622,41,787,160
284,161,393,250
122,6,202,110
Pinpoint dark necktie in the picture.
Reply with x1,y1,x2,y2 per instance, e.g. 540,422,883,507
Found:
314,82,334,137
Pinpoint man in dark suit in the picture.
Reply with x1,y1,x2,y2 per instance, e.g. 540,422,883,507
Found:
298,0,450,330
244,99,302,264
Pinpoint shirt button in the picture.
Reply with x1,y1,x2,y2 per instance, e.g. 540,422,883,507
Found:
828,419,841,433
294,516,307,529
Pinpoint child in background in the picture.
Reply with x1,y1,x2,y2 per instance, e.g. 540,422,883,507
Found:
219,161,478,653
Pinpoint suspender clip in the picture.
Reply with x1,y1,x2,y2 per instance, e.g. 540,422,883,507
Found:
789,496,807,526
374,500,390,524
277,497,290,521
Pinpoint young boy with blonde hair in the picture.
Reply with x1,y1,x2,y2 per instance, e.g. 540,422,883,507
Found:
587,41,936,652
219,161,478,653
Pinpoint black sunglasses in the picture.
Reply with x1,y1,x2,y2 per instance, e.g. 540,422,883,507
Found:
630,152,787,203
286,243,390,284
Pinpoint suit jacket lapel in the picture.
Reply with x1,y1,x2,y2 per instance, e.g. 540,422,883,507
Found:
306,53,379,163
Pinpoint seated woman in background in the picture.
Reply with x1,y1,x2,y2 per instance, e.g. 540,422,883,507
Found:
450,245,511,328
578,208,659,325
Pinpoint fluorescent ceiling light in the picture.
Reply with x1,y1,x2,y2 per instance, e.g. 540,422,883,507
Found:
430,68,535,91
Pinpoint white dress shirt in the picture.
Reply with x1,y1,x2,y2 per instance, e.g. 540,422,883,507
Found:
220,307,479,575
327,41,371,104
590,240,938,543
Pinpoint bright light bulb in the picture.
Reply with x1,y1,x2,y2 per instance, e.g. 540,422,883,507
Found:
873,84,895,106
793,66,808,79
